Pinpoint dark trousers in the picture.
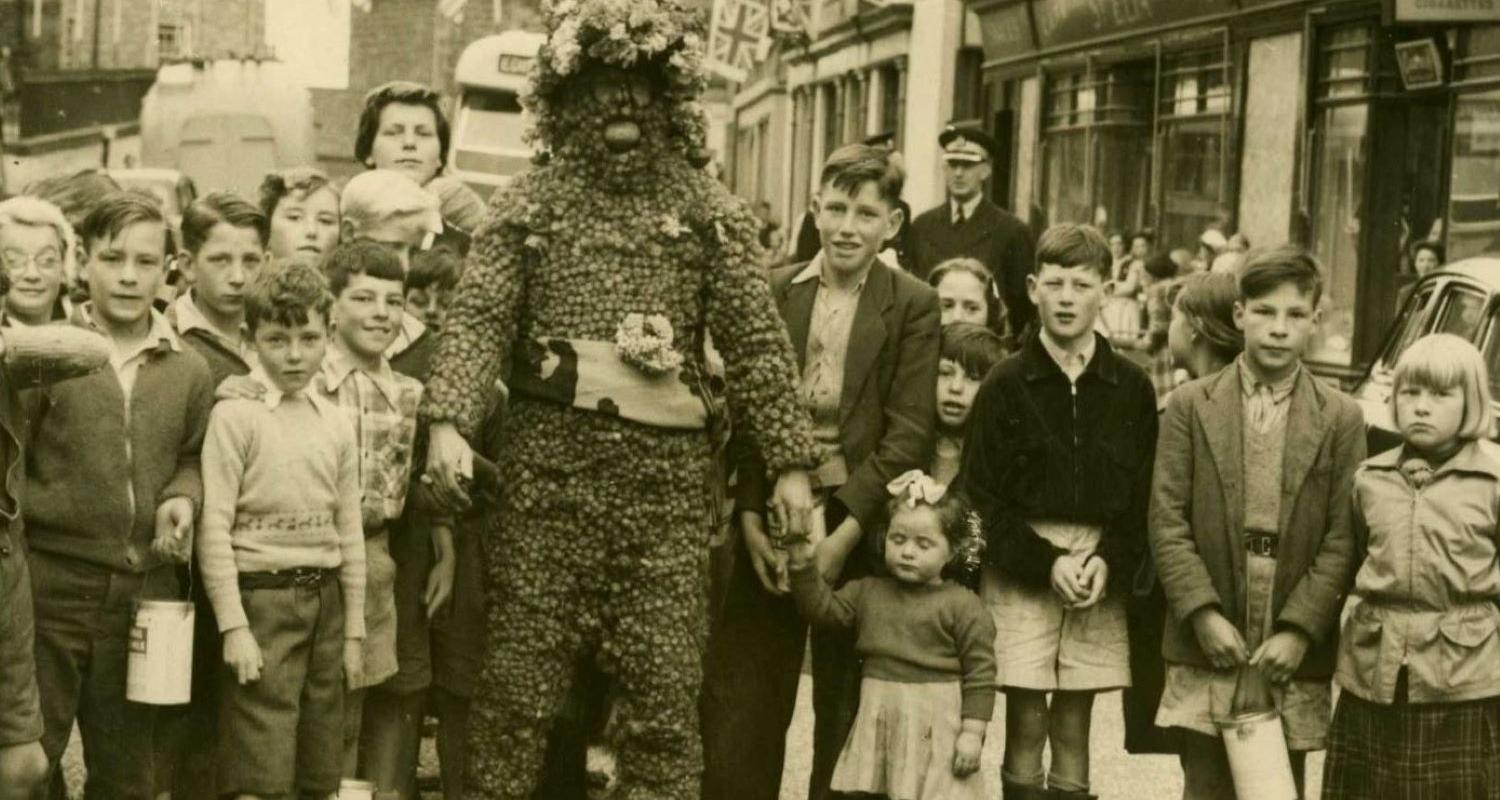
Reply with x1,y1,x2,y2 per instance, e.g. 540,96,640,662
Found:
701,503,863,800
28,550,179,800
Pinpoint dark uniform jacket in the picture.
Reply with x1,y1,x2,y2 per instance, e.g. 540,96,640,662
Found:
909,198,1036,336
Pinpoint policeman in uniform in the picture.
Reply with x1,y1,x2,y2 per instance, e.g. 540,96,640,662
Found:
909,124,1036,336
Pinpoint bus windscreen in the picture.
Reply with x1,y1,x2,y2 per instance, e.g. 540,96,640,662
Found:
456,91,528,153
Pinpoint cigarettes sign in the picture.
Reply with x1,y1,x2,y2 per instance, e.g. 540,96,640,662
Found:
1391,0,1500,22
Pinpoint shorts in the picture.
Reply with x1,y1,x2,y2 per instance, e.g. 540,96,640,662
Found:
0,534,43,746
982,521,1130,692
353,531,398,690
217,577,345,795
386,511,489,698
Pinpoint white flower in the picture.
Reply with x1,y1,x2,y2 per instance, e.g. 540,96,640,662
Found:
615,312,683,376
659,214,687,238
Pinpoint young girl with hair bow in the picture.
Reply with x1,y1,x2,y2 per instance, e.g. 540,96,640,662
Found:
788,470,996,800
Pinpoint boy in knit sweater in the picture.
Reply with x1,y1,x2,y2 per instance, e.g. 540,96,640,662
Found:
23,192,214,799
197,263,366,799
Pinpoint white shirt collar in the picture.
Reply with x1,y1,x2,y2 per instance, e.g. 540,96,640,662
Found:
384,312,427,360
322,343,402,406
1038,327,1096,379
80,302,181,354
171,292,249,351
952,194,983,223
792,250,883,289
249,366,334,414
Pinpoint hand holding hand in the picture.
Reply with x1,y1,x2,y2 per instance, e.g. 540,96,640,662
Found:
1073,555,1109,609
424,524,456,619
1191,608,1250,670
223,628,263,685
425,423,474,513
770,470,814,544
151,497,195,563
1250,629,1310,684
1050,553,1088,606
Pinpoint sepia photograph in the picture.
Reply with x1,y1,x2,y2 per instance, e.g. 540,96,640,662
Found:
0,0,1499,798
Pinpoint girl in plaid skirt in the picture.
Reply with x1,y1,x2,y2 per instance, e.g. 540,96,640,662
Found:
1324,334,1500,799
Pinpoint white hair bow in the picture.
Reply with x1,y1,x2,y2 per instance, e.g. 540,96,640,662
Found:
886,470,947,507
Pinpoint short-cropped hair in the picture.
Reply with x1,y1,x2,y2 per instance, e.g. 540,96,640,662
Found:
182,192,269,253
341,170,441,234
1391,333,1494,442
76,192,166,250
323,240,406,297
1239,243,1324,307
940,321,1008,380
259,167,338,219
0,196,76,281
819,143,904,208
1034,223,1111,277
245,262,333,334
354,81,451,172
408,246,462,292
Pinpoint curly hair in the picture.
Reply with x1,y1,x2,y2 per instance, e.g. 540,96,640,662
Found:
258,167,339,220
245,260,332,333
884,489,974,553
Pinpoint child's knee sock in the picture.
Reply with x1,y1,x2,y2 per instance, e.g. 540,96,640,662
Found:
1000,767,1048,800
1001,766,1045,787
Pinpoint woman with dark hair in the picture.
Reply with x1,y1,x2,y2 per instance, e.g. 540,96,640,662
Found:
356,81,486,238
1410,239,1444,277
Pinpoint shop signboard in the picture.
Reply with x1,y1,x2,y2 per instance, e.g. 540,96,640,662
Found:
1030,0,1234,49
972,0,1036,61
1389,0,1500,23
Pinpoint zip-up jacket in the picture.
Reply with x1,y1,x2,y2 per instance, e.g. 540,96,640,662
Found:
956,330,1158,593
21,317,214,573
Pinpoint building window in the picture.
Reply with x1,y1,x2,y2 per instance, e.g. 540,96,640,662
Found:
953,48,985,123
879,63,901,142
1157,48,1232,252
1042,64,1152,233
1305,24,1374,367
1449,26,1500,262
823,82,843,156
159,23,181,59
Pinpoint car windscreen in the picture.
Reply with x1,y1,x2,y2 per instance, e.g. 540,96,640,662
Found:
1383,285,1435,368
455,91,528,153
1433,286,1488,343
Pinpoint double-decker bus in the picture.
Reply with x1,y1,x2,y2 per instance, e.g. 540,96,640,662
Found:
450,30,546,198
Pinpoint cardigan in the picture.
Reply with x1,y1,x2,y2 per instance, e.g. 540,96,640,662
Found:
956,329,1158,594
21,316,214,573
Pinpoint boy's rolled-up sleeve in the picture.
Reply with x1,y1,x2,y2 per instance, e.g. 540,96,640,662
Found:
1276,398,1366,644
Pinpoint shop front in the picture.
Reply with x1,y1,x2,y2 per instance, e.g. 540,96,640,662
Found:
965,0,1500,381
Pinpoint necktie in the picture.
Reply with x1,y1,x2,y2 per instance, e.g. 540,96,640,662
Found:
954,206,965,226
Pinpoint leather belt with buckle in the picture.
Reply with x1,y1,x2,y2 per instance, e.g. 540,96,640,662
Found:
1245,533,1279,558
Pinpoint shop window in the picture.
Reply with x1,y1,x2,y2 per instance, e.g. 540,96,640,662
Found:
1041,64,1152,233
1157,49,1231,252
954,48,985,123
1449,26,1500,261
1306,24,1374,367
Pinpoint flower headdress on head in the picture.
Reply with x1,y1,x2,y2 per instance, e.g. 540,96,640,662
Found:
524,0,710,158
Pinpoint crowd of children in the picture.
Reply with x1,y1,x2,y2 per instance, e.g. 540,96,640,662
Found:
1,84,1498,800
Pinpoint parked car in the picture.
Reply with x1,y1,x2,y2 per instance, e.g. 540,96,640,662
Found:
1354,256,1500,454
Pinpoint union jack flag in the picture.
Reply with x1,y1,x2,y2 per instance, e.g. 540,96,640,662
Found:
707,0,772,83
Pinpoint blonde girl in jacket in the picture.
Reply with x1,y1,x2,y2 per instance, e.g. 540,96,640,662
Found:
1323,333,1500,800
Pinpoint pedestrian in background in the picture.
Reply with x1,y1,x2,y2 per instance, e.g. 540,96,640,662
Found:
957,223,1158,800
1151,246,1365,799
909,125,1036,338
1323,333,1500,800
260,167,341,265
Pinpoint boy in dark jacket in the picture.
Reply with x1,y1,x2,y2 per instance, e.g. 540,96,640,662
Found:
24,192,214,799
957,223,1158,800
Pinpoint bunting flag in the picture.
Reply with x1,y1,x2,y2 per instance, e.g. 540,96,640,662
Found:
707,0,771,83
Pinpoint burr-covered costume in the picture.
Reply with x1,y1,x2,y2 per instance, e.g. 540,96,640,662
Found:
419,2,816,797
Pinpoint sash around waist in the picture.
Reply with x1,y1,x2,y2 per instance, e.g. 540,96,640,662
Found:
508,337,710,431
